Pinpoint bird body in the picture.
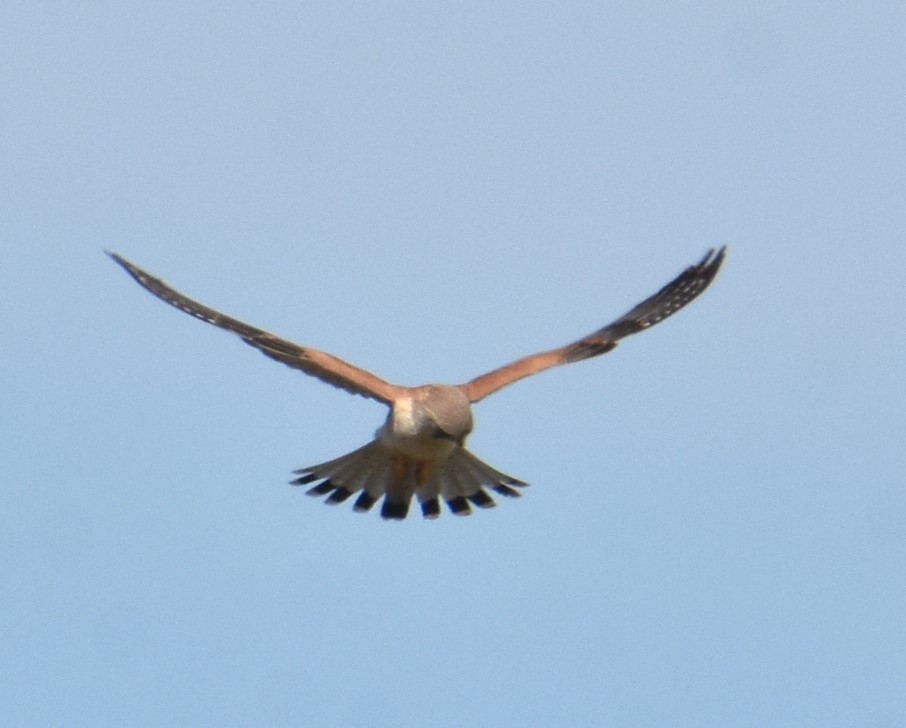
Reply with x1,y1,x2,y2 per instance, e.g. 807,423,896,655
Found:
108,247,725,520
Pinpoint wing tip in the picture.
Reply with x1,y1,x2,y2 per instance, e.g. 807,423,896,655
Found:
701,245,728,273
106,250,129,270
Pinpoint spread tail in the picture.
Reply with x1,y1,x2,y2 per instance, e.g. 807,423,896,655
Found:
291,441,527,520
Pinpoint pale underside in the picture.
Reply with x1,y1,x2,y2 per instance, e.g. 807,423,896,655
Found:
108,246,726,520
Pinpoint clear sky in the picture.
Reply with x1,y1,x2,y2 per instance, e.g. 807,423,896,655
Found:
2,3,904,726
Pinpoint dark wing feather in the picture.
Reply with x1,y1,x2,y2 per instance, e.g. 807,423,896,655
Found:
460,247,726,403
107,252,402,404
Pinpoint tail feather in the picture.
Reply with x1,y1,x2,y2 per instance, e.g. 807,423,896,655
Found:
419,497,441,519
325,487,355,504
381,498,410,520
292,441,528,520
445,496,471,515
305,480,335,496
467,489,496,508
353,491,379,513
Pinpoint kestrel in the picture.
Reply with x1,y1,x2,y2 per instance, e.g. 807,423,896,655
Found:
108,247,726,520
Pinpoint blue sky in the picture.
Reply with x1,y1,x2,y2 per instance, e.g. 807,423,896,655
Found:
2,3,904,726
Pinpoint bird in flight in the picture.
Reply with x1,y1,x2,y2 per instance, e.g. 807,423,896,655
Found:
108,247,726,520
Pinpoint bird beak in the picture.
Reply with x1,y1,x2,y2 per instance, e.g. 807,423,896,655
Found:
433,426,464,446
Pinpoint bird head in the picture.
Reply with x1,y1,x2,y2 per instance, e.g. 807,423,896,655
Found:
419,385,473,445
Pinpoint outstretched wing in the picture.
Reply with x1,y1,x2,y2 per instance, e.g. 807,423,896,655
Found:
460,247,726,403
108,253,403,405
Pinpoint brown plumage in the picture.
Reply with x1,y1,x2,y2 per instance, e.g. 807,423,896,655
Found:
108,246,726,520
